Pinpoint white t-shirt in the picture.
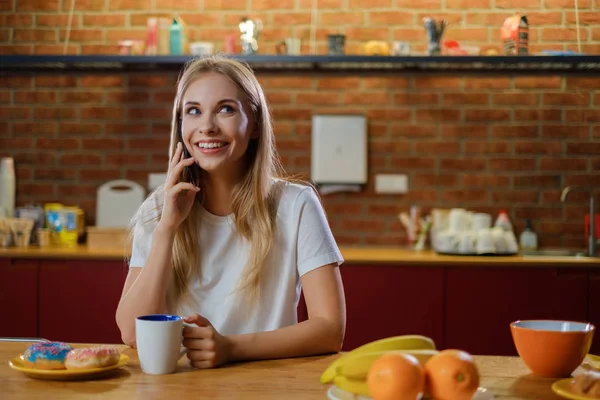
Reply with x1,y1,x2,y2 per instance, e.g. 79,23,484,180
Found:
129,181,344,335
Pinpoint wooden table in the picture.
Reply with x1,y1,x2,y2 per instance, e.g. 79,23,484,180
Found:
1,342,574,399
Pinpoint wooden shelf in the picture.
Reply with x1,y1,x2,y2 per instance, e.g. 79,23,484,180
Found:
1,54,599,75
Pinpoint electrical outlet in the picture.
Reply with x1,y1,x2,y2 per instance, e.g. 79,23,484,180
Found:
375,174,408,194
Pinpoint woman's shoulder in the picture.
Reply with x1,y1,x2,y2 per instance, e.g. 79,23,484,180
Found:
273,178,320,212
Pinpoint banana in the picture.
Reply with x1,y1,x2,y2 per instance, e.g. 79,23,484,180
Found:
320,335,436,384
336,349,439,381
333,375,371,397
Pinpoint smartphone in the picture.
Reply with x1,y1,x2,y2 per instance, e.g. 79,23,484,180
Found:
178,119,200,186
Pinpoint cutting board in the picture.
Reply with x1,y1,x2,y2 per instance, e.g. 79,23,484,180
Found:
96,180,145,228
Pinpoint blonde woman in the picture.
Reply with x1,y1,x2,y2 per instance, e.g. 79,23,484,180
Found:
115,55,346,369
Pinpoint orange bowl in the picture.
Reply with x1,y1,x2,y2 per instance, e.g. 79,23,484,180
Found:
510,320,595,378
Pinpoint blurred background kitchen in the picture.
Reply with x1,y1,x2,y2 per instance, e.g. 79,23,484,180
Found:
0,0,598,252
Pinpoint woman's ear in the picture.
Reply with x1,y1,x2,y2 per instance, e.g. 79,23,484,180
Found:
250,119,260,139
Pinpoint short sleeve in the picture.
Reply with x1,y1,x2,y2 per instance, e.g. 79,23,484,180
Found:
129,192,161,268
295,187,344,277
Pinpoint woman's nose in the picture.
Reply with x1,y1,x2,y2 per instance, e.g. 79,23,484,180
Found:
197,114,218,135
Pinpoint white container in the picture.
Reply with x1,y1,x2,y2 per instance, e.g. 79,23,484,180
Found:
0,157,16,218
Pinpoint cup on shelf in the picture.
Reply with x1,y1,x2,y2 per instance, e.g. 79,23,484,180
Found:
472,213,492,232
476,229,495,254
458,231,477,254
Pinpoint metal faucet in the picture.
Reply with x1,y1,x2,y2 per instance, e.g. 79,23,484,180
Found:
561,186,596,257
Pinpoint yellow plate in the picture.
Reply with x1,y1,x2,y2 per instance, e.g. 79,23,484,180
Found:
551,378,598,400
8,353,129,380
586,354,600,370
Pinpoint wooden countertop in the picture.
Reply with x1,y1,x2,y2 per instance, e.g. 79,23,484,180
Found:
1,245,599,266
1,341,581,399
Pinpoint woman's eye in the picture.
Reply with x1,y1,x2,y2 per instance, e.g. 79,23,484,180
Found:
187,107,200,115
220,105,235,113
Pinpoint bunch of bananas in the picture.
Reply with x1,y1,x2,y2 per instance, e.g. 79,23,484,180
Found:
321,335,438,397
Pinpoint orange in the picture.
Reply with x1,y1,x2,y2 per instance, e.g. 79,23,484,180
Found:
424,349,480,400
366,353,425,400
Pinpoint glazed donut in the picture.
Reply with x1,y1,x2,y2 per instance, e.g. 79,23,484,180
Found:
65,346,120,370
23,341,73,370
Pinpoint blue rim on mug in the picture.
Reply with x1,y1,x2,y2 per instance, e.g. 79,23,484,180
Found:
137,314,182,322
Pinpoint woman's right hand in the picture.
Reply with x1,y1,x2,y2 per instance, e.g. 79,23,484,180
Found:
158,142,200,232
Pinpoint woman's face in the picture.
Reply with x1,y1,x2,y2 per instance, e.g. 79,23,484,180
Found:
180,72,256,181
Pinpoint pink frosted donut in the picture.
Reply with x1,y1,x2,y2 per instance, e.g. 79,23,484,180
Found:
23,341,73,370
65,346,120,370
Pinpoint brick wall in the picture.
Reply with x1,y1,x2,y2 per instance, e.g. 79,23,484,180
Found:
1,1,599,248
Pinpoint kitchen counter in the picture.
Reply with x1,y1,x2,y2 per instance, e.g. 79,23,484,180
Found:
0,341,583,399
0,245,599,266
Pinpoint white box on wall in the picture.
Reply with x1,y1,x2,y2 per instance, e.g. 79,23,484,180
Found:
310,115,367,185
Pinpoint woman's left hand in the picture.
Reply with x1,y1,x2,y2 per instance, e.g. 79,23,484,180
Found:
182,314,232,368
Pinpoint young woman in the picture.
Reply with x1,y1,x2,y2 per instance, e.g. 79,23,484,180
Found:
115,55,346,369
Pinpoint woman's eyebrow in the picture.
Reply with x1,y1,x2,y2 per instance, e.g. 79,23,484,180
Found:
183,101,200,106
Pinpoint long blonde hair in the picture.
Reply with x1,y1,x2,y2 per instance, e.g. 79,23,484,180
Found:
130,55,305,309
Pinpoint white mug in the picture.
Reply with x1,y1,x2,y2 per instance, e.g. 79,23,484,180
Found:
136,314,187,375
458,231,476,254
449,208,468,232
472,213,492,232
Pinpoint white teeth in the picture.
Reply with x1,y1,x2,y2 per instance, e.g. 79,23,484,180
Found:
198,142,226,149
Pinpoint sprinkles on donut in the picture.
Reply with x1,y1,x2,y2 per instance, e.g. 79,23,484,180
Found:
23,341,73,370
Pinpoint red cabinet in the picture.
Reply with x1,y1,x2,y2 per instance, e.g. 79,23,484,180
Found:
339,264,444,351
39,260,127,344
589,270,600,355
446,267,589,356
0,258,38,338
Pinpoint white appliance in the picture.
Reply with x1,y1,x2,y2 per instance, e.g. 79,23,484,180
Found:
310,115,368,185
96,180,145,228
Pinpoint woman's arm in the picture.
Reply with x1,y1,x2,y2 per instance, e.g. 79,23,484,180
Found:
115,225,176,347
228,263,346,361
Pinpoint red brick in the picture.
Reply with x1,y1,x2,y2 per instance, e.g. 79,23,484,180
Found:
370,141,411,153
465,141,512,154
415,141,461,154
81,44,119,54
565,11,599,24
416,109,460,122
57,184,97,197
128,107,171,120
491,158,536,171
394,93,439,105
447,0,490,7
540,158,588,171
252,0,294,8
81,138,123,150
0,107,30,119
127,138,170,150
296,93,341,105
443,93,489,105
110,92,151,103
465,109,510,122
0,138,34,148
391,157,436,169
440,158,486,171
272,12,312,25
466,12,509,25
543,93,590,106
63,0,105,11
516,207,562,219
14,29,57,42
445,28,489,42
298,0,344,7
14,91,57,103
514,109,562,121
34,107,77,119
78,169,121,181
324,203,363,215
368,123,389,138
527,12,563,24
418,13,464,24
81,106,123,119
35,44,78,54
0,44,33,54
35,168,78,180
263,77,313,89
316,78,362,90
442,190,489,203
36,14,81,27
441,125,488,138
36,76,76,87
272,109,312,120
515,141,562,154
564,175,600,186
320,12,364,25
345,92,388,105
0,15,33,26
593,159,600,171
341,219,385,232
542,28,588,41
105,153,147,166
566,78,600,90
396,0,442,7
363,78,409,89
36,138,80,150
514,77,562,89
82,14,125,26
345,27,389,41
81,76,124,87
369,11,413,25
59,122,103,135
61,91,104,103
390,27,427,42
566,109,600,123
413,174,459,187
413,77,462,90
390,125,437,137
60,153,102,165
493,93,539,106
464,175,511,187
541,125,590,139
13,153,55,165
17,0,59,11
496,0,540,8
18,183,55,196
108,0,151,10
514,175,561,187
368,109,411,121
566,142,600,155
105,29,146,41
0,91,11,103
204,0,246,9
492,191,539,203
14,122,57,135
545,0,591,7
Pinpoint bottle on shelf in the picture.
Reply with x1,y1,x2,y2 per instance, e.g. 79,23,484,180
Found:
494,209,513,231
519,219,538,251
0,157,16,218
